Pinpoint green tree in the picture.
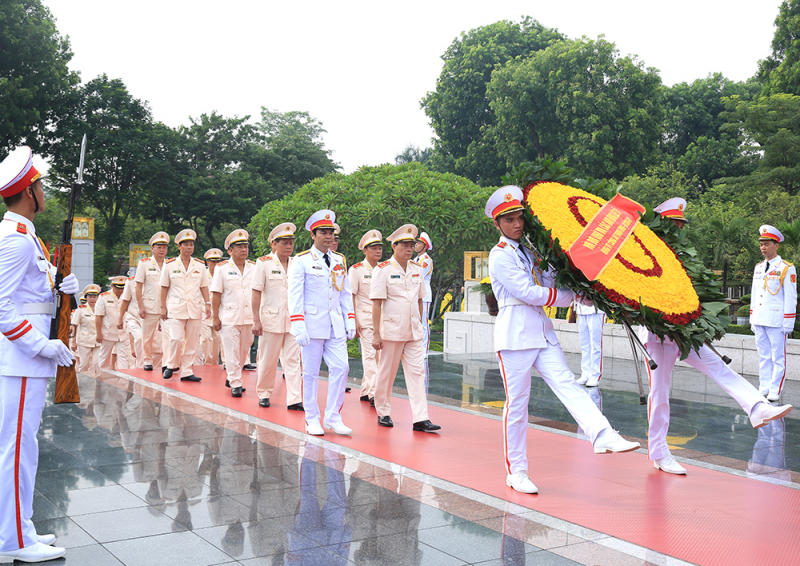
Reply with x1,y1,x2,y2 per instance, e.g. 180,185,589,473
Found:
703,212,755,292
757,0,800,96
249,163,496,320
777,219,800,264
395,144,433,166
617,164,696,207
0,0,80,157
486,37,664,180
421,18,564,185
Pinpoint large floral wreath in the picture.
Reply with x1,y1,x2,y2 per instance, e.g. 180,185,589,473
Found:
504,160,731,358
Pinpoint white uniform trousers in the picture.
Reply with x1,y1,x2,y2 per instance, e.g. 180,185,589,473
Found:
125,314,143,368
754,325,788,396
375,339,429,423
77,345,100,378
577,312,605,381
256,331,302,404
166,318,202,377
301,337,349,425
141,313,163,367
0,376,48,552
496,344,611,475
99,339,131,370
220,324,253,389
645,341,764,461
422,301,431,358
358,327,379,399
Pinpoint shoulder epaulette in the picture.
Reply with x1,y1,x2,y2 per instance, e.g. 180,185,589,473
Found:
258,255,270,261
79,304,87,309
127,276,135,280
218,260,228,266
247,259,255,264
166,258,176,263
296,250,311,257
351,262,363,269
331,250,343,257
497,242,507,248
140,256,152,262
410,259,421,266
16,223,27,234
377,260,391,268
785,261,794,267
101,291,109,296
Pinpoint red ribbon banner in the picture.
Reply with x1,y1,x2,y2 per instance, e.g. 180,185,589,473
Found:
565,193,645,281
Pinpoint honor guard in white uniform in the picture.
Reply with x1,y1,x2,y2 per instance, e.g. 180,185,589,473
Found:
118,277,143,367
349,230,383,405
414,232,434,359
160,229,210,382
574,301,605,387
486,186,639,494
288,210,356,436
72,284,101,377
371,225,440,432
135,231,170,371
210,229,255,397
96,276,131,370
0,146,74,562
643,200,792,475
252,223,304,410
198,248,224,366
751,225,797,401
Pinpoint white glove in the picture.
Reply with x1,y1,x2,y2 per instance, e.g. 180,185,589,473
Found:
58,273,80,295
295,332,311,348
783,326,794,336
346,328,356,340
39,339,75,367
346,319,356,340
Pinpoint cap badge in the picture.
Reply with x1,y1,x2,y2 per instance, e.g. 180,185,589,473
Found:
762,228,768,233
504,193,513,202
406,227,412,233
678,203,684,211
325,214,330,220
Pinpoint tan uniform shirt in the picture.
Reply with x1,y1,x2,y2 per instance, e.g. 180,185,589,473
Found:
252,254,292,334
348,260,375,330
370,258,427,341
71,304,97,347
210,259,255,326
121,277,141,323
202,267,214,326
134,256,164,315
95,291,126,341
160,257,209,320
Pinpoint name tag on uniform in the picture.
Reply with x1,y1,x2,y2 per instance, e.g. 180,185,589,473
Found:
148,268,157,272
391,275,401,279
271,270,282,274
363,275,371,279
228,271,238,276
312,266,322,270
172,269,181,273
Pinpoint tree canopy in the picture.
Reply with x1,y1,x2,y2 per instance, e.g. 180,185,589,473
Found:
758,0,800,96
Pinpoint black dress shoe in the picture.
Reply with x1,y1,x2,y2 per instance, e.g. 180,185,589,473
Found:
162,366,167,372
231,387,243,398
163,368,174,379
287,403,304,411
378,415,394,428
345,386,351,392
225,379,231,388
144,364,153,371
258,398,270,407
413,420,441,432
370,397,375,408
180,375,202,382
360,395,370,402
243,364,257,371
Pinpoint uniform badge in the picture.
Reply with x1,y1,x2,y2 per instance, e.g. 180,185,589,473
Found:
504,193,513,202
363,275,371,279
391,275,401,279
497,242,507,248
271,270,282,274
312,265,322,270
412,273,420,277
793,274,797,284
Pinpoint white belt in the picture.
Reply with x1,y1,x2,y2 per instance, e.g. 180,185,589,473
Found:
498,297,527,308
13,302,55,316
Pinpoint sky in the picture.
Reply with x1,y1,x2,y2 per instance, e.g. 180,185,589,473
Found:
40,0,784,174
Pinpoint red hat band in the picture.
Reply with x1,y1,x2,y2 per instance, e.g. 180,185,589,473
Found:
310,219,334,230
1,164,40,198
659,208,686,219
761,232,780,242
492,200,523,219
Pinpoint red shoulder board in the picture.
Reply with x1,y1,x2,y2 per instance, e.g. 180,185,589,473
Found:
378,260,391,268
166,258,176,263
16,223,27,234
247,259,255,264
128,276,135,280
218,260,228,266
351,262,363,269
259,255,269,261
497,242,507,248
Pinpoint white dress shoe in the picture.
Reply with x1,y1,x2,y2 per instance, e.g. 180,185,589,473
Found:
767,393,781,402
653,454,687,475
576,375,589,385
37,534,56,546
750,402,793,428
585,376,599,387
305,419,324,436
324,421,352,435
506,470,538,494
0,542,66,564
759,388,769,396
593,429,640,454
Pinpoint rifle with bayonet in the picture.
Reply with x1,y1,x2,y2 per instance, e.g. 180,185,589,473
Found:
51,134,87,403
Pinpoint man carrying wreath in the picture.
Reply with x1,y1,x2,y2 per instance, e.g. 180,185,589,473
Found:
486,186,640,495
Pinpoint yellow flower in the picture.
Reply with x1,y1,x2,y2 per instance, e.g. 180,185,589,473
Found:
480,277,491,284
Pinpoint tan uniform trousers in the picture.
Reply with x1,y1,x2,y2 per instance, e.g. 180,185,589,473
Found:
375,339,428,423
220,324,253,388
125,314,143,368
100,338,131,370
196,324,223,365
167,318,202,378
256,331,302,405
141,313,167,368
77,345,100,378
358,327,379,399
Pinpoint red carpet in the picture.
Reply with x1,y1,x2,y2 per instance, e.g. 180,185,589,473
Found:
117,365,800,566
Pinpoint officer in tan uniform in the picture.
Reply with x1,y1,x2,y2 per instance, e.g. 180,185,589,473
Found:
211,229,255,397
134,231,170,371
160,229,210,382
331,223,341,253
371,224,440,432
349,230,383,405
117,277,143,367
198,248,224,366
71,284,101,377
252,223,303,410
96,276,131,370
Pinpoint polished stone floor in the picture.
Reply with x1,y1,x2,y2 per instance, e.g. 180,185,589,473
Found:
29,347,797,565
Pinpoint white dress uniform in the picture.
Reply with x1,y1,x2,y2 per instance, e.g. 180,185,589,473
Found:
370,248,430,424
288,210,356,430
134,231,170,369
95,285,131,370
252,252,302,405
160,254,209,378
349,240,381,401
416,234,434,358
750,234,797,398
71,302,100,378
210,257,255,390
574,301,605,386
121,277,143,368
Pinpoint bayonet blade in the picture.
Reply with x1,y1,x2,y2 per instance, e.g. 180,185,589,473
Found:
76,134,87,185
